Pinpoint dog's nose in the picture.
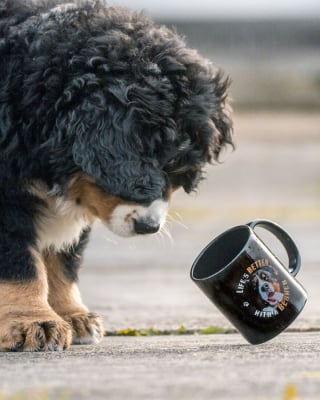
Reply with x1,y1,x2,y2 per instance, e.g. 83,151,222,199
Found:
133,219,160,235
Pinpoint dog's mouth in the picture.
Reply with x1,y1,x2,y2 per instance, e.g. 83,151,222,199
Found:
267,292,282,305
268,292,275,300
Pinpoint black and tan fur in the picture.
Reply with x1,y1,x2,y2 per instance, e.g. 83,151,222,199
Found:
0,0,233,351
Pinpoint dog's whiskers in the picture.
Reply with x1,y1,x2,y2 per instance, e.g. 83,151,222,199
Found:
151,225,174,246
167,211,189,230
161,225,172,241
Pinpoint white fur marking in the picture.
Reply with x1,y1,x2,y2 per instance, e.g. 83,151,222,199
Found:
36,197,92,252
108,200,168,237
72,328,101,345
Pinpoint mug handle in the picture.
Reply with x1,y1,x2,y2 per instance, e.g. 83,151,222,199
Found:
247,219,301,277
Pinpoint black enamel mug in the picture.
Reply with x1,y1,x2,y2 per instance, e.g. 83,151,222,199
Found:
190,219,307,344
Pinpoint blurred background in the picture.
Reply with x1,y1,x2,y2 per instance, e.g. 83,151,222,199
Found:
81,0,320,332
111,0,320,110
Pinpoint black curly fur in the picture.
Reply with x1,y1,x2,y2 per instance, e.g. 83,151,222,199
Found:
0,0,233,284
0,0,233,204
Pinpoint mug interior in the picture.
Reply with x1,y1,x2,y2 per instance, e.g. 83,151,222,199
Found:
192,225,250,280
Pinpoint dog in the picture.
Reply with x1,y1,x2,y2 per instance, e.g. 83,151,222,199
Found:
0,0,233,351
252,268,284,311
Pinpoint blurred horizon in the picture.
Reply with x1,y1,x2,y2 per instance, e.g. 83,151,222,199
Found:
110,0,320,20
108,2,320,111
158,19,320,110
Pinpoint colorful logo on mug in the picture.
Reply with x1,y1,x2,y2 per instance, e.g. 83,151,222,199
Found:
235,259,290,318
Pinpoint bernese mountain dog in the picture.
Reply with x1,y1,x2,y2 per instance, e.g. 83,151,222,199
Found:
0,0,233,351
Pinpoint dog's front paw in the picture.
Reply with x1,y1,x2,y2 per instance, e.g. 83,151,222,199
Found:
0,315,72,352
65,312,105,344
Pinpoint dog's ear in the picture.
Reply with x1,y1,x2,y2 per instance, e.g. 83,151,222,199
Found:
251,275,259,288
179,67,233,164
157,56,233,193
207,71,234,162
155,45,234,163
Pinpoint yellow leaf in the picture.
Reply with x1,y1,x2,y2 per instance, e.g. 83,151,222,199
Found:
283,383,297,400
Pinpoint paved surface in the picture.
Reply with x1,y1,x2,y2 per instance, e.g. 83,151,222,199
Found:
81,111,320,333
1,333,320,400
0,112,320,399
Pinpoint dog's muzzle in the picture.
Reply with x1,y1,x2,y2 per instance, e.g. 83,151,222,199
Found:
107,199,168,237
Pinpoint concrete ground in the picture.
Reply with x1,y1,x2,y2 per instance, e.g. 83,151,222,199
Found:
1,333,320,400
0,111,320,399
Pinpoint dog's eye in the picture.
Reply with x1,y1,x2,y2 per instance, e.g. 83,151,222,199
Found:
261,273,268,281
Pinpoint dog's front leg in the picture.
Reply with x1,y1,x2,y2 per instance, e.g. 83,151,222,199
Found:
44,229,104,345
0,247,72,352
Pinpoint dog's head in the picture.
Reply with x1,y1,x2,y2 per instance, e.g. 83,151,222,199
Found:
49,3,233,236
252,268,283,307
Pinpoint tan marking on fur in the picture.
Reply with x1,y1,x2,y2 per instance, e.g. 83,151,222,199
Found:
166,186,179,200
66,172,136,222
45,250,104,344
0,249,72,351
29,173,174,245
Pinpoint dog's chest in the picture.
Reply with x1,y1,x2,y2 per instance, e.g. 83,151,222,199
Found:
35,197,92,252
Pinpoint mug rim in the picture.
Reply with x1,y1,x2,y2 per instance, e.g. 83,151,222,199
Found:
191,224,252,281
